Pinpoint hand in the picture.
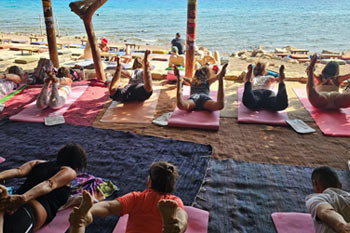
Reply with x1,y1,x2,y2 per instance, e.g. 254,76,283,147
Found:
219,63,228,79
310,54,317,67
336,223,350,233
0,194,26,214
144,50,151,70
173,65,180,79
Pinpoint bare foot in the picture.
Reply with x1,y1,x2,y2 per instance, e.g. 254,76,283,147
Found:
158,199,179,233
0,185,9,200
245,64,253,82
279,65,285,83
219,63,228,80
47,71,59,83
69,190,94,229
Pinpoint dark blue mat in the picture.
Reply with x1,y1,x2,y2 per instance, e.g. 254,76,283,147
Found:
0,121,212,233
194,160,350,233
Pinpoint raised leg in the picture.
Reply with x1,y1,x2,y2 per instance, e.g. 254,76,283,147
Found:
69,191,94,233
174,66,196,111
306,54,328,108
47,72,69,109
0,185,9,233
142,50,153,93
36,77,51,109
203,63,228,111
334,93,350,108
109,56,122,97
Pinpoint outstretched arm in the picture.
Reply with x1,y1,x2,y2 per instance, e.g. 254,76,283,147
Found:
90,199,123,217
336,74,350,85
0,160,44,181
208,64,228,85
0,166,76,214
316,203,350,233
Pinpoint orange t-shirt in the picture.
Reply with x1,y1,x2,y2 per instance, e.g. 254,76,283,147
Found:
116,188,184,233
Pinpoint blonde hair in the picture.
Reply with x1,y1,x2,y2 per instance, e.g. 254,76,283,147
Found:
193,66,210,86
253,62,266,76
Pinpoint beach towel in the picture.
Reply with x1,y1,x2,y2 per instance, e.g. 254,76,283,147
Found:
0,122,212,233
168,86,220,130
167,70,185,81
10,84,89,123
100,86,161,124
294,88,350,137
112,206,209,233
271,212,315,233
193,159,350,233
237,86,288,125
35,207,73,233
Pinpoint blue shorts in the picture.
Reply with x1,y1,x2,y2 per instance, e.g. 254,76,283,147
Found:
188,93,212,111
111,84,152,102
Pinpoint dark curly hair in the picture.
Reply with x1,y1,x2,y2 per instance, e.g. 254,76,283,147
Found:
7,65,24,78
149,161,178,194
56,143,87,171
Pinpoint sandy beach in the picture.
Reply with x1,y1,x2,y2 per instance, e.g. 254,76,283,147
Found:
1,29,350,233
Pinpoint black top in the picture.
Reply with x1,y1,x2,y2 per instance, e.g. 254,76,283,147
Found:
171,38,185,55
16,161,71,224
190,80,210,96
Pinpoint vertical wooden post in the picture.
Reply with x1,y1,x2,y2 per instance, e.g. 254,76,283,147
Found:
55,16,60,37
70,0,108,81
39,14,43,36
185,0,197,78
42,0,59,68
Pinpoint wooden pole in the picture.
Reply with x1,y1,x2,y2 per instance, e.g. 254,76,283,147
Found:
70,0,108,81
39,14,43,36
42,0,59,68
55,16,60,37
185,0,197,78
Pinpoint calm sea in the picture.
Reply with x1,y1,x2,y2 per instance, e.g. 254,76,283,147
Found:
1,0,350,53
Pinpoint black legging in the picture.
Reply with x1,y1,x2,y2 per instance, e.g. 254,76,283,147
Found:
242,81,288,111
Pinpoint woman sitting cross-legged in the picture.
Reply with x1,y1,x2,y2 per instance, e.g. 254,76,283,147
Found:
68,161,188,233
175,63,228,111
242,62,288,111
36,67,73,110
109,50,153,102
306,54,350,110
0,143,87,233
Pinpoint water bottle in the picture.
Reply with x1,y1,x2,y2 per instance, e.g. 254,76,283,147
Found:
79,68,85,80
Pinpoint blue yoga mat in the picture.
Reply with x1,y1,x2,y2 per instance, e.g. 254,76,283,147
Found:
0,122,212,233
194,159,350,233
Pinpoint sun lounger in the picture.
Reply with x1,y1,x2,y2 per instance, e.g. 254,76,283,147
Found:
10,85,89,123
321,59,346,65
290,54,309,60
11,39,28,44
294,88,350,137
29,36,45,43
57,49,72,55
0,38,11,44
14,56,39,64
320,54,341,59
35,208,73,233
31,41,46,46
168,86,220,130
152,50,169,54
237,86,288,125
112,206,209,233
0,55,16,61
290,48,309,54
271,212,315,233
0,44,12,49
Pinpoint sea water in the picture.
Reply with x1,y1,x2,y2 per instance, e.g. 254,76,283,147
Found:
1,0,350,53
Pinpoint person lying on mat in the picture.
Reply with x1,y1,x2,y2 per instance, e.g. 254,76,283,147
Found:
36,67,73,109
0,66,27,98
0,143,87,233
242,62,288,111
69,161,188,233
306,54,350,110
174,63,228,111
306,166,350,233
109,50,153,102
169,46,185,68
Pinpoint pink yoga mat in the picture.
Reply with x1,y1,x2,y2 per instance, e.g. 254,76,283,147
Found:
0,156,5,163
36,207,72,233
10,85,88,123
294,88,350,137
272,212,315,233
167,70,185,81
113,206,209,233
168,86,220,130
237,86,288,125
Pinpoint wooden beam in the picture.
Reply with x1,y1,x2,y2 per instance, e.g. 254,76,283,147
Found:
185,0,197,78
42,0,59,68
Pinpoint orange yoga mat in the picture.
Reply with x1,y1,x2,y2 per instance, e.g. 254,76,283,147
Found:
100,86,161,124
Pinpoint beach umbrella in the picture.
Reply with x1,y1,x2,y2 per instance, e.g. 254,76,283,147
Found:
42,0,59,68
185,0,197,78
